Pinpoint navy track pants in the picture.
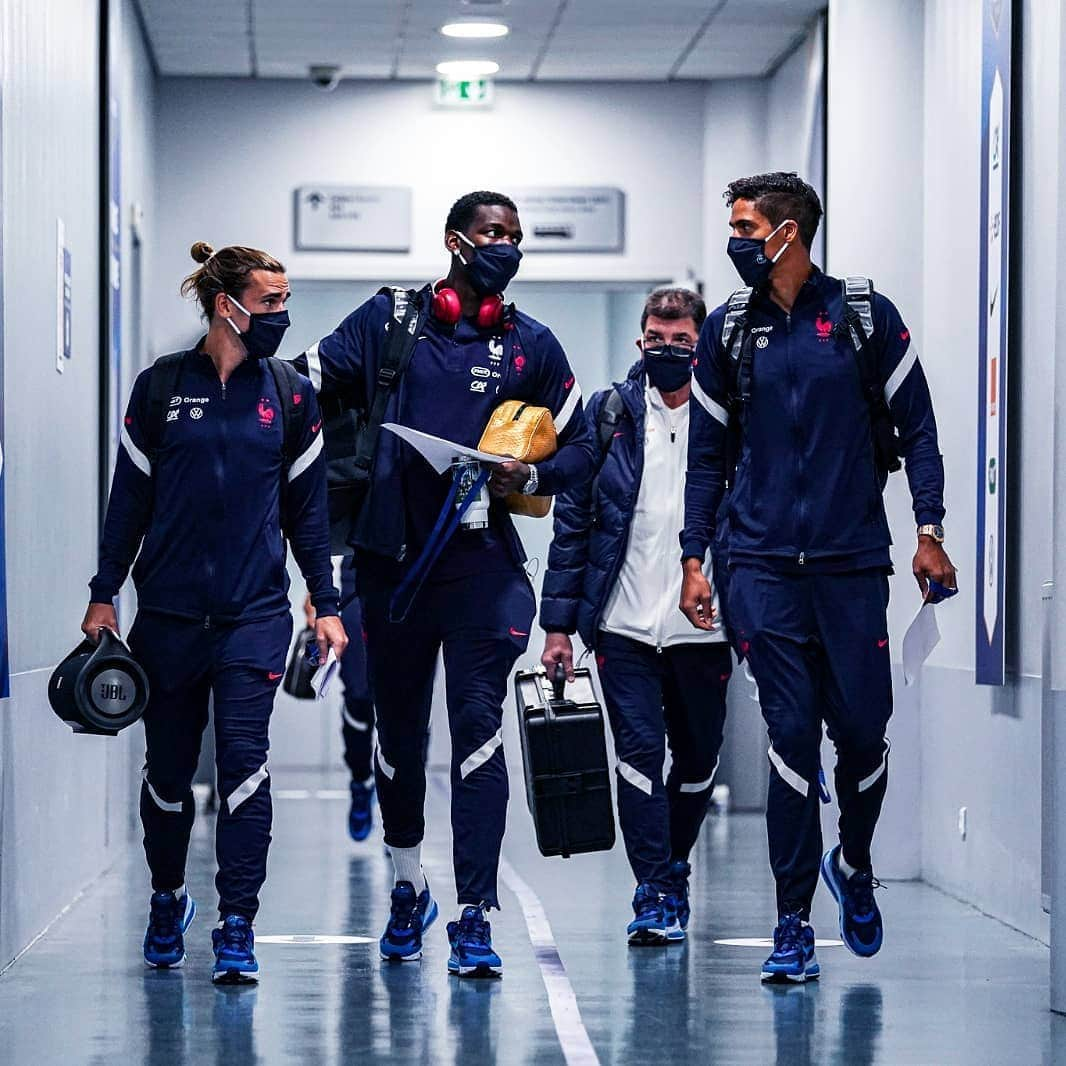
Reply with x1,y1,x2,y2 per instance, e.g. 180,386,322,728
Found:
728,566,893,917
358,566,535,909
597,633,731,892
339,563,374,782
129,610,292,921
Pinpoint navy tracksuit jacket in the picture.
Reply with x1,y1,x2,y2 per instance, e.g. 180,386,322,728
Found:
295,291,595,907
91,344,337,920
682,269,945,915
541,363,730,892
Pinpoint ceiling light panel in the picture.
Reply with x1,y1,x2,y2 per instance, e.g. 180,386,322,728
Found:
440,22,510,38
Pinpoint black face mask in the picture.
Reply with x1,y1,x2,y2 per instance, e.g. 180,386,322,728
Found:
226,295,291,359
726,219,794,289
643,345,693,393
454,232,523,296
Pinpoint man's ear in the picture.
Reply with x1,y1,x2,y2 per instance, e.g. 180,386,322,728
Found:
444,230,462,256
635,337,644,353
215,291,233,319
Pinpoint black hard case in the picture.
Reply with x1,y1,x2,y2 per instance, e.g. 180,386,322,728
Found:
513,667,616,858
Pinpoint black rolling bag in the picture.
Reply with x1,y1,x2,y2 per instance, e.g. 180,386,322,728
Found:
513,665,616,858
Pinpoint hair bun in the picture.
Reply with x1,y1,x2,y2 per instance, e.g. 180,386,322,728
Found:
190,241,215,264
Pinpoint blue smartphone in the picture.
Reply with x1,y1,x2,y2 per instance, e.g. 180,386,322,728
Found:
926,579,958,605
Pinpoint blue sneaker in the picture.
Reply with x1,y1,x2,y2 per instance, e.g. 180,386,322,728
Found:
821,845,884,957
761,913,820,983
667,860,692,931
447,905,502,978
211,915,259,984
380,880,439,962
627,882,684,946
348,779,375,842
143,890,196,968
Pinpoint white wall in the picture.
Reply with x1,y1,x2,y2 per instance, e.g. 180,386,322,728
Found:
152,78,708,356
827,0,1058,939
0,0,156,968
826,0,925,881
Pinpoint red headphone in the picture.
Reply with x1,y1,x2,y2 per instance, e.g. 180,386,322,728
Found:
431,280,506,331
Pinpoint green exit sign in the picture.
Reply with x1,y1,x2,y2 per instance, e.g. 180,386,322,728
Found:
435,78,495,108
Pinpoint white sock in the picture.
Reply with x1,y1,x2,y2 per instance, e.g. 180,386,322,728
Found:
837,850,859,880
361,775,375,790
391,844,426,890
170,884,186,902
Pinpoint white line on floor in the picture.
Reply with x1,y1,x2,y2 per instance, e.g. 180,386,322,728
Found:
498,855,601,1066
715,937,845,948
428,771,599,1064
257,934,375,945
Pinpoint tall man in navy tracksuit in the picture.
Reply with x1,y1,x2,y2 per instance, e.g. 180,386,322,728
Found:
84,243,346,983
540,287,731,946
294,191,596,977
680,173,957,982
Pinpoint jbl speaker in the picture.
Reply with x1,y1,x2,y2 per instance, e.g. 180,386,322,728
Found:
48,628,150,736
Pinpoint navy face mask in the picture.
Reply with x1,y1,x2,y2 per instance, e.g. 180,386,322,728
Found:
226,295,290,359
726,219,794,289
643,344,693,393
454,232,523,296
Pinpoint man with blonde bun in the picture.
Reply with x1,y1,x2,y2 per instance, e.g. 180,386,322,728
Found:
84,242,346,983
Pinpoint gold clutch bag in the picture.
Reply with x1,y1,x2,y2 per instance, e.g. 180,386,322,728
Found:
478,400,557,518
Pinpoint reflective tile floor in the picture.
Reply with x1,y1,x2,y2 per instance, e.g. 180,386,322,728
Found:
1,768,1062,1065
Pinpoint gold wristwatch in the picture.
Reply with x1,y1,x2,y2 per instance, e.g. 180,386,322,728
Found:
916,524,945,543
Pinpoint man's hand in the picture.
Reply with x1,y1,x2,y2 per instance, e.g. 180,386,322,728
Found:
680,558,717,631
913,536,957,602
541,632,575,682
315,615,348,663
82,602,119,641
488,460,531,498
303,592,316,630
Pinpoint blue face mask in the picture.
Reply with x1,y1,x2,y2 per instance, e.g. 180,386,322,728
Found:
226,295,290,359
642,344,694,393
726,219,794,289
454,232,523,296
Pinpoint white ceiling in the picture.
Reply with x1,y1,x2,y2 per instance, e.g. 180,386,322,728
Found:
135,0,826,82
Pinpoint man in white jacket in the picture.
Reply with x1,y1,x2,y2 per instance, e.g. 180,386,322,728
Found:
540,287,731,945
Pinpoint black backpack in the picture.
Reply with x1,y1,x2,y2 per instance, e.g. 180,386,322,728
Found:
313,286,427,554
594,386,626,467
145,352,306,524
720,276,902,485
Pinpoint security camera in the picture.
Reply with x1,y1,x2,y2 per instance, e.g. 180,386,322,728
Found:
309,65,341,92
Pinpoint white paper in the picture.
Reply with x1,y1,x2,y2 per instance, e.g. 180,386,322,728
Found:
382,423,507,474
902,603,940,686
311,648,339,700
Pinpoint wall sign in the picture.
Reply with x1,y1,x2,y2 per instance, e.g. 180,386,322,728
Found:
56,218,71,374
976,0,1011,685
435,78,494,108
510,187,625,253
294,186,411,252
0,74,8,697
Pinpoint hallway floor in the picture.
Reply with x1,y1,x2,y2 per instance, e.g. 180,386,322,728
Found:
0,769,1060,1065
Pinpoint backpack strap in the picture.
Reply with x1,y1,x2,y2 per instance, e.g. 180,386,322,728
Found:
720,287,755,407
145,351,187,461
351,286,426,479
720,287,754,361
595,387,626,467
838,276,902,476
839,277,878,392
264,357,308,467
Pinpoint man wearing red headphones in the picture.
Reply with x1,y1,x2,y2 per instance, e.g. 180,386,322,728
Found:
293,191,596,978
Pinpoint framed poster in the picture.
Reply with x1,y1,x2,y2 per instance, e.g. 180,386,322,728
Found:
976,0,1011,685
0,57,8,696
